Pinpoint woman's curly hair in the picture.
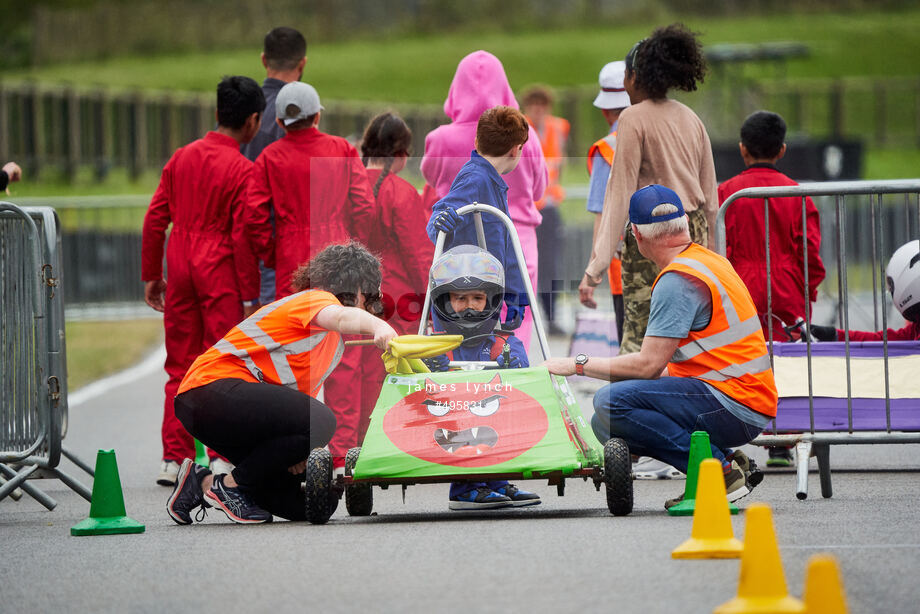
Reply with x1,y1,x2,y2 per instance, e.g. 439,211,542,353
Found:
630,23,707,100
291,241,382,309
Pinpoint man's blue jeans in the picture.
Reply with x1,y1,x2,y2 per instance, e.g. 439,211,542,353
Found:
591,377,764,472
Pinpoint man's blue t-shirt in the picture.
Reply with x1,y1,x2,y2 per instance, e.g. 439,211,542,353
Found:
648,271,770,428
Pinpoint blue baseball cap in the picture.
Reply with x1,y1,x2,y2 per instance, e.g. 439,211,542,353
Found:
628,184,685,225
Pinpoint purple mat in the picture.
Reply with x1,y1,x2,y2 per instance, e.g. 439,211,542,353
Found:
770,340,920,358
774,397,920,432
771,341,920,432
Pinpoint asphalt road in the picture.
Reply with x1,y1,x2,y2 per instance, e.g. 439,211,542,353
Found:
2,341,919,614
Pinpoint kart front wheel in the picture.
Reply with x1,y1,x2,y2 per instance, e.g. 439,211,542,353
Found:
604,438,633,516
344,447,373,516
304,448,337,524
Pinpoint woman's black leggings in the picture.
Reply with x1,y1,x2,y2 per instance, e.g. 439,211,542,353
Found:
174,378,336,521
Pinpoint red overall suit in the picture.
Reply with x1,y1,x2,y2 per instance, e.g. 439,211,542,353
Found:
359,169,434,444
248,126,376,468
718,164,826,341
142,131,263,462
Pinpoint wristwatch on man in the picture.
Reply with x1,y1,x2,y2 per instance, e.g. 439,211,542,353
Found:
574,353,589,376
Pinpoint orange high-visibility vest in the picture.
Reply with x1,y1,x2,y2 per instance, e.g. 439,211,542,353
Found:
586,131,622,294
531,115,570,209
178,289,345,397
653,243,778,418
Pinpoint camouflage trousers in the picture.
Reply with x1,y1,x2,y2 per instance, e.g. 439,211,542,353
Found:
618,209,709,355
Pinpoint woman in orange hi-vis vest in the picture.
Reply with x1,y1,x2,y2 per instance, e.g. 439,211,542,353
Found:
545,186,777,510
165,242,397,525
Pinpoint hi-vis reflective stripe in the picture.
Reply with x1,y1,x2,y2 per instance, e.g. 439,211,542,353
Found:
672,256,741,326
214,290,331,390
671,315,762,363
696,354,773,382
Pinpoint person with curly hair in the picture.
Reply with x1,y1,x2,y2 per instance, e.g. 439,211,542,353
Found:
581,23,718,358
165,242,397,524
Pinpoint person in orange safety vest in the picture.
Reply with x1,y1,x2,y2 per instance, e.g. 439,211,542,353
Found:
522,85,569,335
545,185,776,510
166,242,397,525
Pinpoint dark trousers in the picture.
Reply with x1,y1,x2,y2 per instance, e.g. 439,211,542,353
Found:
175,378,337,521
536,205,564,323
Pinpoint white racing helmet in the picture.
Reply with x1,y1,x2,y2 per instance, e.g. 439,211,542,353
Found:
886,239,920,323
429,245,505,343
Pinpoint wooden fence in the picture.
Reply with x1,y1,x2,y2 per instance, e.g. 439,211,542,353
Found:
1,76,918,181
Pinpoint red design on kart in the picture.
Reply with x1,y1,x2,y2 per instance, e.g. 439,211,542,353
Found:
382,373,549,467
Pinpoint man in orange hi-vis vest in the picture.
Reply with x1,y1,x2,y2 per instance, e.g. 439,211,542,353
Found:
545,185,777,510
522,86,569,335
165,242,397,525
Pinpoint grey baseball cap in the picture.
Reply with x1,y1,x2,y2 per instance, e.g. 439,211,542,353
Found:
276,81,324,126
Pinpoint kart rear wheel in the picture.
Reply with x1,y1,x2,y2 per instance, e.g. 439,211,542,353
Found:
304,448,337,524
344,447,373,516
604,438,633,516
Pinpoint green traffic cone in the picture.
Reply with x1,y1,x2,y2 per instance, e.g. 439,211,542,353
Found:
71,449,145,536
194,438,209,468
668,431,739,516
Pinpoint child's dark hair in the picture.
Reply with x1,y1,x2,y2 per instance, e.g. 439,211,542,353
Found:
625,23,707,99
263,27,307,72
476,106,529,157
217,76,266,129
291,241,382,310
361,112,412,198
741,111,787,160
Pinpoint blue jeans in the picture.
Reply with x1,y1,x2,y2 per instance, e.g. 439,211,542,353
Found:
591,377,763,472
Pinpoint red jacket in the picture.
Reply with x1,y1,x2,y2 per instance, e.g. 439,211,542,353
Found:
248,127,376,298
366,169,433,334
142,131,259,299
718,165,826,341
838,320,920,341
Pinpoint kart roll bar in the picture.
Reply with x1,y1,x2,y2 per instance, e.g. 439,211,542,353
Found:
418,203,552,361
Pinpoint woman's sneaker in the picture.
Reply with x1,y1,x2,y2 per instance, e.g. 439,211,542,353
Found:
166,459,211,525
205,474,272,524
449,487,512,510
492,483,541,507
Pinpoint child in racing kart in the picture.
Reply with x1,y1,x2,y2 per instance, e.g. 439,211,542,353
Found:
424,245,542,510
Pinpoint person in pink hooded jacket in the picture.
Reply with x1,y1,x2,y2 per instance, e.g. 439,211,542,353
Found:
421,50,548,350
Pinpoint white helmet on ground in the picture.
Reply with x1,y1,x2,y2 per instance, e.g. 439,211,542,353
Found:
886,239,920,323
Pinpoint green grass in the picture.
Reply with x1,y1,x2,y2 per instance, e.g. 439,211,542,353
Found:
6,9,920,104
65,319,162,390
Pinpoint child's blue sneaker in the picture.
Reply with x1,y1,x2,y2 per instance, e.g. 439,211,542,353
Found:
492,483,541,507
448,486,512,510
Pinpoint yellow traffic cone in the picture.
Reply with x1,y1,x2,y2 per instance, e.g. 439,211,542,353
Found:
803,554,848,613
714,503,805,613
672,458,743,559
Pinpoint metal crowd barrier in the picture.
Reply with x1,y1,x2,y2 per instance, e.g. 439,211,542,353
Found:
716,179,920,500
1,202,92,509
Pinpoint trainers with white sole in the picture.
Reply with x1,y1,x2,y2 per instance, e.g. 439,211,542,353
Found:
209,457,235,476
633,457,685,480
205,474,272,524
157,460,180,486
166,458,211,525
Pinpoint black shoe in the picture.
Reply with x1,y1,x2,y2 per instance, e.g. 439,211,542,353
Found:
767,446,794,467
166,458,211,525
205,474,273,524
729,450,764,488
